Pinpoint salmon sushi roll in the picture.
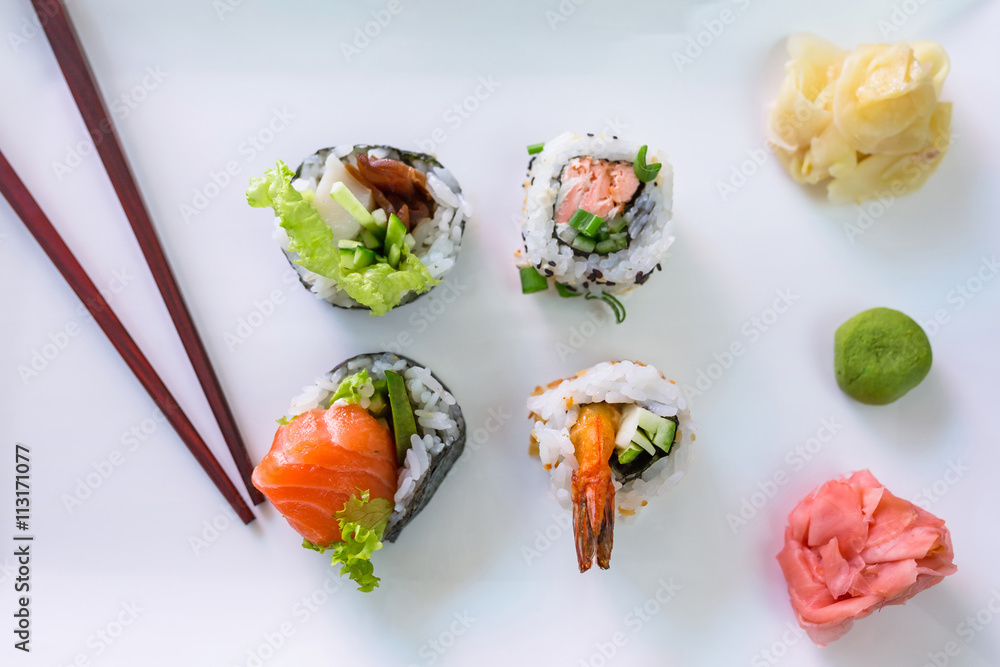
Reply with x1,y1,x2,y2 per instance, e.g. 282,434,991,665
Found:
516,133,674,319
528,360,694,572
253,353,465,591
248,145,470,316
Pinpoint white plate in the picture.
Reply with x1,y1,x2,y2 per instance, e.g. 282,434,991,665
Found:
2,0,998,665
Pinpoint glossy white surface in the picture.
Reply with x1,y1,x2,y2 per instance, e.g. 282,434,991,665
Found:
1,1,998,665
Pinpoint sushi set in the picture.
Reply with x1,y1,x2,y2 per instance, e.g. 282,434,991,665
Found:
5,1,995,664
237,33,957,644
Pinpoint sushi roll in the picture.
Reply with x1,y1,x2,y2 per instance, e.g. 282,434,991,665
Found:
517,133,674,319
253,353,465,591
527,360,694,572
248,145,470,315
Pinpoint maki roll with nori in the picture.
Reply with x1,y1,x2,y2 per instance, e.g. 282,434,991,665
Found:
517,133,674,319
248,145,469,315
253,353,465,591
527,361,694,572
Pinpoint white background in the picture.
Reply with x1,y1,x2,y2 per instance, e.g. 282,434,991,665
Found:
2,1,999,665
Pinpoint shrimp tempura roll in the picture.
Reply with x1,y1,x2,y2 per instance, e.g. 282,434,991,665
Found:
528,361,695,572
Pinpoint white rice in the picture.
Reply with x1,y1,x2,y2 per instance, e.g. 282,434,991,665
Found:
278,145,469,309
284,353,461,517
519,132,674,294
527,360,695,516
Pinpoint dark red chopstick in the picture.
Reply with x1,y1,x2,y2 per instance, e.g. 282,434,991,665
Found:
0,150,254,524
30,0,264,506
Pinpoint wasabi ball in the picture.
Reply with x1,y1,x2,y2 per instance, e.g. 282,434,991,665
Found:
834,307,932,405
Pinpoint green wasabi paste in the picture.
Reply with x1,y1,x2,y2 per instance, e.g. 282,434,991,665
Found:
834,307,932,405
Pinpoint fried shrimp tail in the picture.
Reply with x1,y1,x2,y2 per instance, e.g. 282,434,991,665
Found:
569,403,620,572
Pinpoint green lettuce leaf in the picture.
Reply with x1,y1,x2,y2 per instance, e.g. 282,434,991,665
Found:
302,490,392,592
336,250,438,316
328,370,371,406
247,161,439,316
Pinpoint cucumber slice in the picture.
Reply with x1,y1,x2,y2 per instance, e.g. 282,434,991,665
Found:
339,247,357,271
608,217,628,233
595,239,620,254
360,229,381,250
385,213,407,251
372,208,388,226
338,239,362,249
385,370,418,465
653,419,677,453
368,393,388,418
353,247,377,270
637,408,664,434
617,443,644,465
631,429,656,455
387,244,402,269
571,235,596,253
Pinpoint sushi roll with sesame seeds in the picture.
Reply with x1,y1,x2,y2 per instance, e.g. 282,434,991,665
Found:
247,145,470,316
516,133,673,321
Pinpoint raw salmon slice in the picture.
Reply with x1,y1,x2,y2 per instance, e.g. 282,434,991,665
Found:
554,157,640,224
252,403,398,547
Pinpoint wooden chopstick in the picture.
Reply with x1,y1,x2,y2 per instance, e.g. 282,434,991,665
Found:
0,150,254,524
30,0,265,506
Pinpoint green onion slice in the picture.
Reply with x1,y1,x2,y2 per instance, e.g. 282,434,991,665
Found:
633,145,661,182
585,292,627,324
568,209,604,237
556,283,582,298
527,142,545,155
520,266,549,294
